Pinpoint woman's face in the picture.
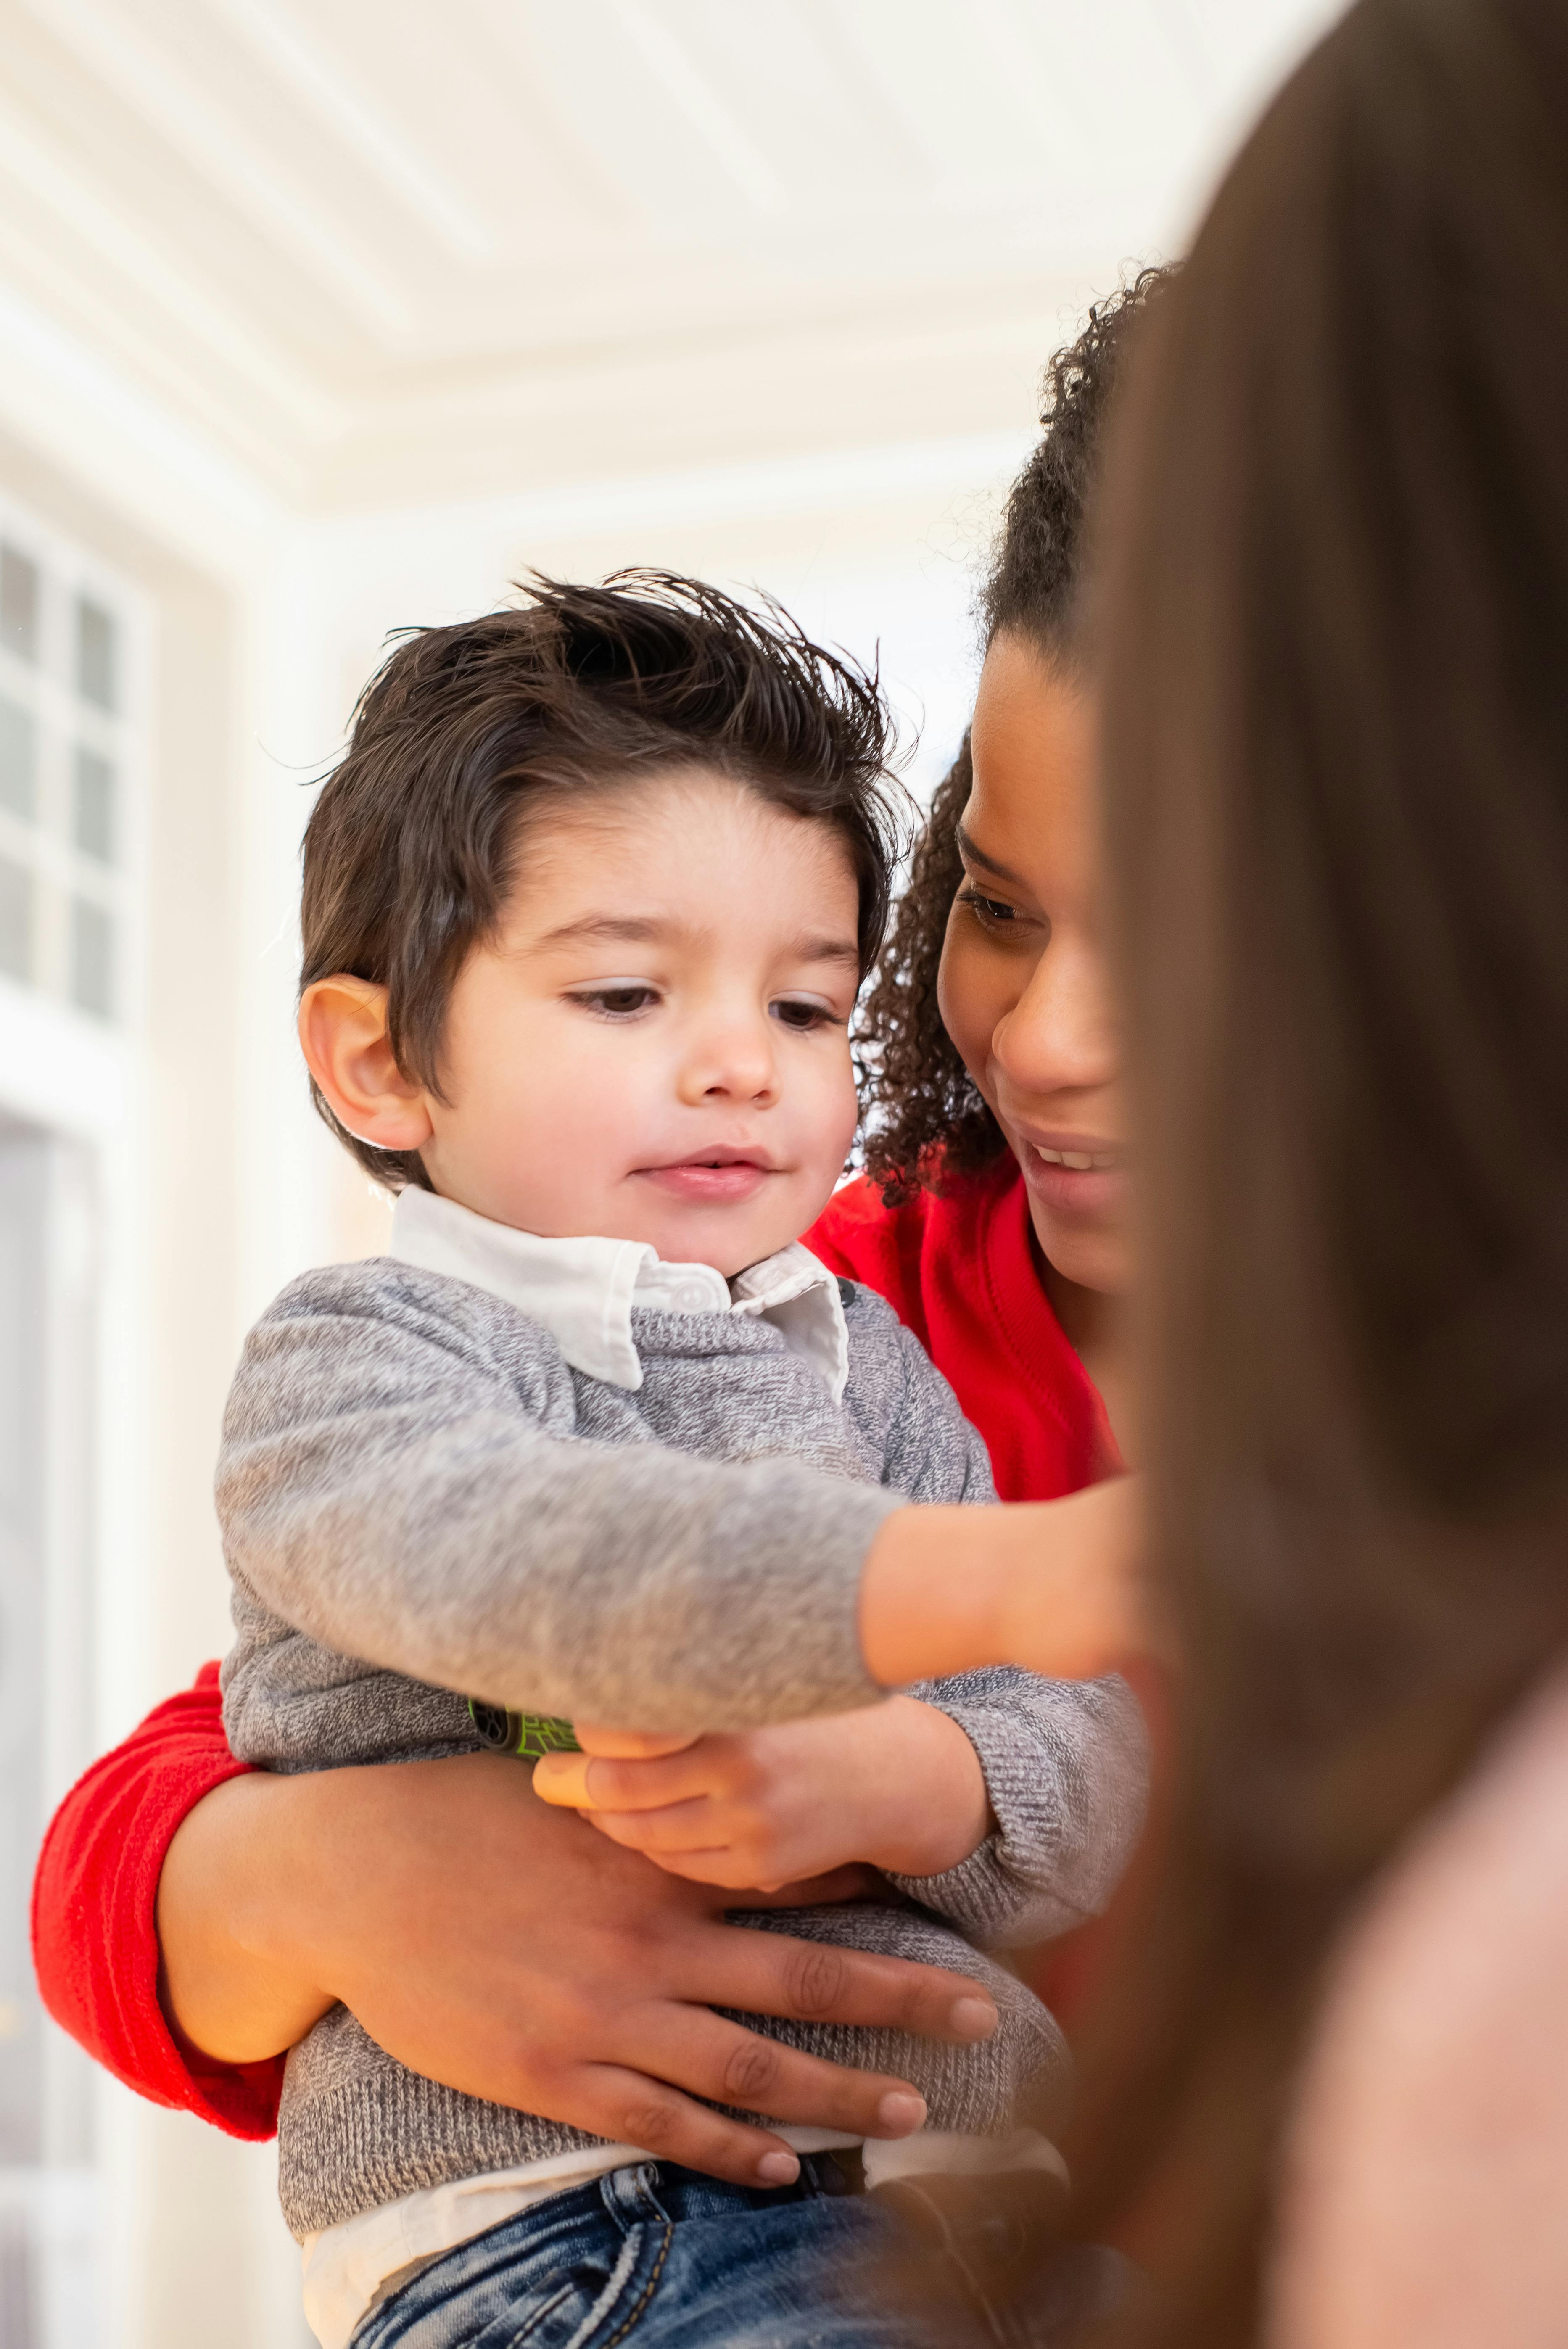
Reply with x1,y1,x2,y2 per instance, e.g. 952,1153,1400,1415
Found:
938,628,1132,1297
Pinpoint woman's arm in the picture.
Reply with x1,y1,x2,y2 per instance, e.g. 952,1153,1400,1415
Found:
158,1752,1003,2185
31,1664,281,2136
34,1679,1004,2189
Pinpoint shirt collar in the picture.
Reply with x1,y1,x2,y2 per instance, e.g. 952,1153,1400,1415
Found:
387,1187,848,1401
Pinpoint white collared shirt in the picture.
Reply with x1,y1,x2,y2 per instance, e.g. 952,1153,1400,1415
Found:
388,1185,850,1402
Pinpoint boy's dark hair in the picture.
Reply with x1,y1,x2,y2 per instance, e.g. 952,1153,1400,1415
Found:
301,570,903,1190
858,269,1169,1202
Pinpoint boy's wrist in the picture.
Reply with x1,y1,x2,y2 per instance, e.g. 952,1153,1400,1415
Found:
850,1696,992,1879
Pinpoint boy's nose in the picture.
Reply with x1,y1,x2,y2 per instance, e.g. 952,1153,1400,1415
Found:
676,1017,779,1106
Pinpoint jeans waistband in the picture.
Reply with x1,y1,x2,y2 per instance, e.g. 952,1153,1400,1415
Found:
599,2148,865,2232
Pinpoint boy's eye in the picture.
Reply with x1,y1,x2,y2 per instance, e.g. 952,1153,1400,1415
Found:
573,985,660,1017
771,997,837,1032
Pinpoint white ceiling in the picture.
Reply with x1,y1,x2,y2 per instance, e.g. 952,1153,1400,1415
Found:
0,0,1345,510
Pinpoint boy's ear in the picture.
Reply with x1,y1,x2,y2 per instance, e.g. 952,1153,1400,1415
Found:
298,976,434,1154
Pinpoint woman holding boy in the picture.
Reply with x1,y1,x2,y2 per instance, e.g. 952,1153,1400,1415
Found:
34,289,1158,2208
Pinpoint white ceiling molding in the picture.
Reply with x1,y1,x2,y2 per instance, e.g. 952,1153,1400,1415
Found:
208,0,499,264
0,0,1347,514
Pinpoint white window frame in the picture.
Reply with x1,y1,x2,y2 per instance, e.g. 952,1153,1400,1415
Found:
0,487,153,2349
0,492,149,1033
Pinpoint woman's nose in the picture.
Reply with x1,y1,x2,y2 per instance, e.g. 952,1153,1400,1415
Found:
993,937,1119,1100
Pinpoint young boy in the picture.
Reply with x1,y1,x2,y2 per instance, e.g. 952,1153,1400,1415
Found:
218,573,1147,2349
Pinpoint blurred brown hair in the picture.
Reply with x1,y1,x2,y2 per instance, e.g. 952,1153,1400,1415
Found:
1073,0,1568,2336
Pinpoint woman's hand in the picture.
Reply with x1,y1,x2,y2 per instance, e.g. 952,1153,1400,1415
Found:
533,1698,991,1892
156,1751,1001,2189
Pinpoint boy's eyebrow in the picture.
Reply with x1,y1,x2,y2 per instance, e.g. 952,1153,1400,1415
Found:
528,913,860,966
530,914,669,950
955,823,1026,888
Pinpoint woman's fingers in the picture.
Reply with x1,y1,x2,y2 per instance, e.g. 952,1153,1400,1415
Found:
688,1919,999,2048
599,2011,931,2142
559,2064,808,2189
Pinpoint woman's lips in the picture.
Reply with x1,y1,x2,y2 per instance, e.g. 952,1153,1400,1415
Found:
1013,1133,1129,1220
636,1159,772,1203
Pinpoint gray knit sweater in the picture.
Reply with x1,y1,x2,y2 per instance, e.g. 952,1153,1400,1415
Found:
218,1255,1147,2238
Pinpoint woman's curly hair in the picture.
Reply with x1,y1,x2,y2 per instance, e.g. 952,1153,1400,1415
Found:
859,269,1169,1204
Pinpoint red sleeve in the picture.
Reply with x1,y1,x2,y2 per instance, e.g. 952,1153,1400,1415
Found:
30,1662,283,2140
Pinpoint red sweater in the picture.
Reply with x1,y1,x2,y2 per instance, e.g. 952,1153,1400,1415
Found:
31,1663,284,2136
31,1154,1119,2139
807,1159,1119,1504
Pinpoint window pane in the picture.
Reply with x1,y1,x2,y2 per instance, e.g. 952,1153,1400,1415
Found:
0,858,31,983
73,748,114,863
0,702,34,822
75,599,116,711
69,898,113,1019
0,547,38,662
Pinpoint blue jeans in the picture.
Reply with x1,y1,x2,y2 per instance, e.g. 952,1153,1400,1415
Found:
350,2156,1131,2349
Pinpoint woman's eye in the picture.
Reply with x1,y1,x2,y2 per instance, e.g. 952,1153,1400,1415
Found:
771,998,837,1032
574,985,659,1017
957,886,1024,929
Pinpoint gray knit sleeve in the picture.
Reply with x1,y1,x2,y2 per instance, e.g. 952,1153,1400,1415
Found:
842,1292,1148,1948
839,1285,997,1508
881,1668,1151,1949
218,1267,893,1734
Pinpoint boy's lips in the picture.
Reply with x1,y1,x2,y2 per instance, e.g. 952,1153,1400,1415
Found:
635,1148,776,1204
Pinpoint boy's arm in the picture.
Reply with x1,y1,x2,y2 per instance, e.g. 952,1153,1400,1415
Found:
542,1309,1150,1927
222,1266,895,1739
862,1300,1151,1947
537,1676,1148,1940
878,1668,1151,1948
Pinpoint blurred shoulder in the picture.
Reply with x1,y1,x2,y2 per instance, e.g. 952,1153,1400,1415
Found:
1273,1659,1568,2349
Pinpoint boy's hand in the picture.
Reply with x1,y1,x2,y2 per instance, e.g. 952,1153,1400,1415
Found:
532,1699,993,1894
858,1475,1161,1690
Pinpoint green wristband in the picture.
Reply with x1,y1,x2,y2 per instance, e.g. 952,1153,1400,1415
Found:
467,1700,581,1761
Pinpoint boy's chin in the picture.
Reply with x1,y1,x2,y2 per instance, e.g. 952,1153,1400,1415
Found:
657,1223,794,1280
640,1204,815,1280
625,1169,835,1277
